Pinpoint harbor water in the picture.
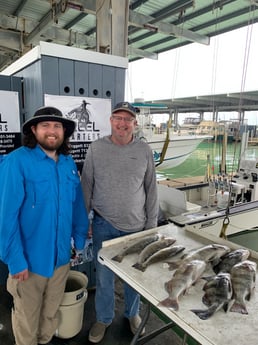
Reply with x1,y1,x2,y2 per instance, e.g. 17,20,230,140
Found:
156,141,258,179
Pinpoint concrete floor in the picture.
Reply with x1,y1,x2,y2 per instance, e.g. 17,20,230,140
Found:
0,268,187,345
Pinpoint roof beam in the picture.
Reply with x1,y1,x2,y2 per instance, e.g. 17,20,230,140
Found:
63,12,88,29
196,95,236,104
0,53,20,72
67,0,96,15
129,0,194,35
150,104,258,114
24,0,69,45
40,26,95,48
13,0,28,16
65,1,206,45
0,13,95,52
0,13,35,35
129,0,236,50
127,46,158,60
129,10,209,45
0,30,21,52
227,92,258,101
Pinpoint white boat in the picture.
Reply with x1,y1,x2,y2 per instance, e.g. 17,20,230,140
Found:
196,119,246,142
133,102,212,169
147,132,212,169
179,116,201,135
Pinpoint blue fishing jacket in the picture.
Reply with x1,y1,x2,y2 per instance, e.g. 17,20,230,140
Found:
0,145,88,277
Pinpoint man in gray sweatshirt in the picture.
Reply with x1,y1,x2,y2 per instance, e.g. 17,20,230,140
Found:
81,101,158,343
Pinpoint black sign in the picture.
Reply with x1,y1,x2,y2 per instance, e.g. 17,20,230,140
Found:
0,132,21,155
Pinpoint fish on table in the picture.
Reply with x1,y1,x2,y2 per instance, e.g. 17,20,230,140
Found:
230,260,257,315
132,244,185,272
131,237,176,270
158,259,207,311
167,244,230,271
111,233,164,262
212,248,250,274
191,272,233,320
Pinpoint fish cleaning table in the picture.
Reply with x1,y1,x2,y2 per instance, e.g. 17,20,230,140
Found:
98,224,258,345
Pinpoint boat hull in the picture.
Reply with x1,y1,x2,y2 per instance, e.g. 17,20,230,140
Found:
184,202,258,238
148,135,211,169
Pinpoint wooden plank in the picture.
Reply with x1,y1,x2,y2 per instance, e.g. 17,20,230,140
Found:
158,176,207,188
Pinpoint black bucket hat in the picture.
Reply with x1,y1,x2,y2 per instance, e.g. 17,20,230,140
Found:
23,106,76,138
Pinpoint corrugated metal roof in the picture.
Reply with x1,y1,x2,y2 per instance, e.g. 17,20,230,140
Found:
0,0,258,72
145,90,258,115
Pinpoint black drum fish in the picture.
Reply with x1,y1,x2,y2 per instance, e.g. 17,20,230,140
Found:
191,272,232,320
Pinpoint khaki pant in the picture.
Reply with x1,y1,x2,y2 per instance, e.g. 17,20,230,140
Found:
7,264,70,345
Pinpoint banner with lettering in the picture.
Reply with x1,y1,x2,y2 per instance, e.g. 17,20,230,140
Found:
45,94,111,171
0,90,21,156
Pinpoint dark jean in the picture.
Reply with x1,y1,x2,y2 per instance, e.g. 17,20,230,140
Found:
92,214,140,324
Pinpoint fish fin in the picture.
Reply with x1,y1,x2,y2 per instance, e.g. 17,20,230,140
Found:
245,292,251,301
201,275,214,282
166,261,180,270
230,302,248,314
202,295,212,307
132,262,145,271
212,264,220,274
158,298,179,311
182,286,192,296
191,305,217,320
210,258,220,267
192,279,202,287
222,302,230,312
111,255,123,262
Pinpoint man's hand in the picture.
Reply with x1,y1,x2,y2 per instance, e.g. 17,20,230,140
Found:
88,224,93,238
12,269,29,282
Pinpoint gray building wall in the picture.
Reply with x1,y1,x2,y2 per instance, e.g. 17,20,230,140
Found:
11,54,126,122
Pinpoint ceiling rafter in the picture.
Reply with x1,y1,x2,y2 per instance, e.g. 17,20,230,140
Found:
63,12,88,30
129,2,257,60
12,0,28,16
24,0,69,45
129,0,195,36
0,0,258,71
129,10,209,45
129,0,237,48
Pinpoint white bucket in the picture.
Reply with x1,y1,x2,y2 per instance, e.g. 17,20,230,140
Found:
56,270,88,339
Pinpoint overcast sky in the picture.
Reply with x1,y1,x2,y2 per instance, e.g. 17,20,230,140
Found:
125,23,258,125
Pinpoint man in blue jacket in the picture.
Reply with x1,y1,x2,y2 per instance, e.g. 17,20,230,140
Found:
0,106,89,345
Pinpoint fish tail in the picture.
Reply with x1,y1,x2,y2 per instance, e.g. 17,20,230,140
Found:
158,298,179,311
230,302,248,315
111,255,123,263
132,262,145,271
191,305,218,320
